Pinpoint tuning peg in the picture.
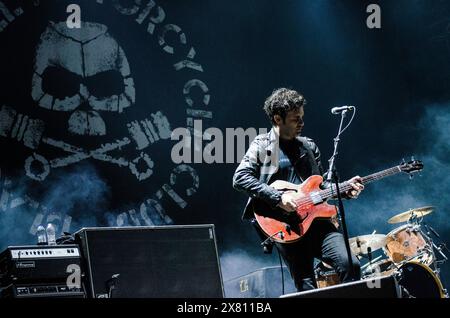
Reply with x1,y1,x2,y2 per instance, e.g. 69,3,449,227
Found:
411,155,415,162
409,173,414,180
401,158,406,165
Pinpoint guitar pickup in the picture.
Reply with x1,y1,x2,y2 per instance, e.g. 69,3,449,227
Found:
309,192,323,205
281,188,297,193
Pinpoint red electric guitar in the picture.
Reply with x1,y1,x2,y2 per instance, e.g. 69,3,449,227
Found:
253,159,423,243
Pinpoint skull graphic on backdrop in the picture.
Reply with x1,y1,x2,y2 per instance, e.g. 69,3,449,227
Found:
0,1,205,243
31,21,136,136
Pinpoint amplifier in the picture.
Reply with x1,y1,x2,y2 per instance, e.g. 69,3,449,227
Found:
0,244,82,286
1,283,85,298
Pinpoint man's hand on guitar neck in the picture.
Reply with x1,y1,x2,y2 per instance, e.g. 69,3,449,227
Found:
346,176,364,199
277,191,298,212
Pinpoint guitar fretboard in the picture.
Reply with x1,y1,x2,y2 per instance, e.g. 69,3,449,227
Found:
319,166,402,200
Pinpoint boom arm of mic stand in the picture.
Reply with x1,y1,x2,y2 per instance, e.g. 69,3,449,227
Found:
326,110,347,183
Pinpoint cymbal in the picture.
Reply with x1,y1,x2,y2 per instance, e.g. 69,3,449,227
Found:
349,234,387,255
387,206,435,224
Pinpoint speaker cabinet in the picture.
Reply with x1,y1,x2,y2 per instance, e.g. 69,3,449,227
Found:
75,225,224,298
280,275,401,298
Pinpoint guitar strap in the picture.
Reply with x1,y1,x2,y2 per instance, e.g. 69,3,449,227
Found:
291,140,321,182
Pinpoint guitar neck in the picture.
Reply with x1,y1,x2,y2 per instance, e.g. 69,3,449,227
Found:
320,165,402,200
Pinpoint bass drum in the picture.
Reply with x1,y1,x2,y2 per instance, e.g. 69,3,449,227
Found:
398,261,446,298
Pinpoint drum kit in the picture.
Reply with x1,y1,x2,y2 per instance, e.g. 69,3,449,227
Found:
315,206,450,298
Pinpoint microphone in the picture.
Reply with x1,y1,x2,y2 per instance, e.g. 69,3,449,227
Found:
331,105,354,114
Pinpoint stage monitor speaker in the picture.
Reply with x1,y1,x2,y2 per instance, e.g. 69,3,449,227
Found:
224,266,296,298
75,225,224,298
280,275,401,298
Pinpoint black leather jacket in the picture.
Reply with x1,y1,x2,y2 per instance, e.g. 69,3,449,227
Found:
232,128,325,220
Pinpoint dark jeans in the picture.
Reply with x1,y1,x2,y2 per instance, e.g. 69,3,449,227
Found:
275,219,361,291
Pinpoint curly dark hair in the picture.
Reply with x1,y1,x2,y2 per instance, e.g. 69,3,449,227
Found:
263,88,306,124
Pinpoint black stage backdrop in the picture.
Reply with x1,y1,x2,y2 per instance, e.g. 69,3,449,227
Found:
0,0,449,290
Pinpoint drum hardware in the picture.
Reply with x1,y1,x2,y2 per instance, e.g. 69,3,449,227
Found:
367,246,375,268
401,249,434,266
361,257,396,277
400,287,414,298
414,221,448,279
360,255,383,272
424,223,446,243
349,234,387,256
435,244,448,261
423,223,448,261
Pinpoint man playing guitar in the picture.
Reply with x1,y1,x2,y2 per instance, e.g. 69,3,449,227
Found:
232,88,364,291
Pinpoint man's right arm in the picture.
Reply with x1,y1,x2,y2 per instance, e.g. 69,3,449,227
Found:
232,138,282,208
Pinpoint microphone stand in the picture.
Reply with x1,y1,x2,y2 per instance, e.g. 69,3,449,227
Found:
326,109,354,279
331,168,354,278
260,230,284,254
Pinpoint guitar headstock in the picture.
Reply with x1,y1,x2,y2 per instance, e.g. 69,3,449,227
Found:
399,157,423,174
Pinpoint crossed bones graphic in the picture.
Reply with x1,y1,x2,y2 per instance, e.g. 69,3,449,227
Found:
0,105,170,182
25,136,154,182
